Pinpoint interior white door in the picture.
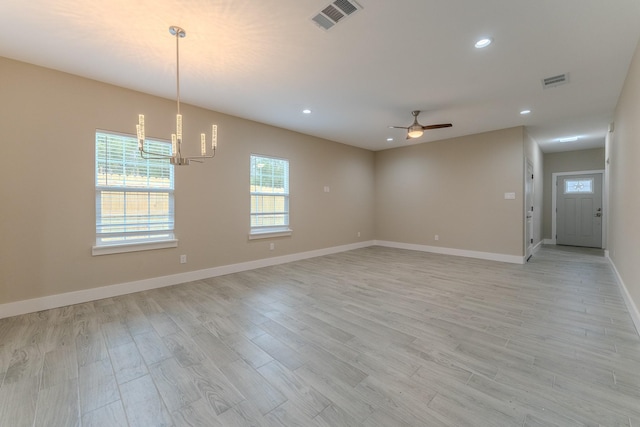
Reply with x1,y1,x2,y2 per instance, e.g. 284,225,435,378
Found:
525,160,534,260
556,173,603,248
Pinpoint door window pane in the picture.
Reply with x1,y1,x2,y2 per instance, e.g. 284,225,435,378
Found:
564,178,593,194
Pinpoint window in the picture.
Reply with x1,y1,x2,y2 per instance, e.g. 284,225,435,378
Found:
250,155,290,237
94,130,176,254
564,178,593,194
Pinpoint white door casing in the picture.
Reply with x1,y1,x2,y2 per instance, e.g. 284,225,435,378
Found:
525,160,534,260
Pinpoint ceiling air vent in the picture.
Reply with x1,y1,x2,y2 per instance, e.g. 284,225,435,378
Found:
311,0,363,31
542,73,569,89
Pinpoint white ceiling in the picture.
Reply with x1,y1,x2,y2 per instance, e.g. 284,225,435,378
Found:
2,0,639,153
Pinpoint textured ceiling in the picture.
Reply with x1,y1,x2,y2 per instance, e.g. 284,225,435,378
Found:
1,0,639,152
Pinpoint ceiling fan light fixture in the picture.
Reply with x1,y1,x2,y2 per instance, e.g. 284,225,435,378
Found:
407,126,424,138
390,110,452,140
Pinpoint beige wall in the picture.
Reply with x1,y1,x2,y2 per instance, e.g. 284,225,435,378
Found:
375,127,525,256
0,57,375,305
0,56,558,308
542,148,605,240
609,39,640,313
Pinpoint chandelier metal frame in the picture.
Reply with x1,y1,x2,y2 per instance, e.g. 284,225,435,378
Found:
136,26,217,165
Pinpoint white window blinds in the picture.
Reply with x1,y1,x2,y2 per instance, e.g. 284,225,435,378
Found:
95,131,175,246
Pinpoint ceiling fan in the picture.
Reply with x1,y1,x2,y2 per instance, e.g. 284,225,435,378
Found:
389,110,452,139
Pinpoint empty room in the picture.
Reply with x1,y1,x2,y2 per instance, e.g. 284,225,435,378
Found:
1,1,640,426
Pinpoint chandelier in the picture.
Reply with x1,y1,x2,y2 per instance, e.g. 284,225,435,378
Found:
137,26,217,165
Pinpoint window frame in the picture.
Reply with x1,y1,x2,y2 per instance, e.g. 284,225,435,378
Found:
249,154,292,239
93,130,177,255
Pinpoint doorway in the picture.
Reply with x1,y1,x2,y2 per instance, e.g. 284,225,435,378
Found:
553,171,604,248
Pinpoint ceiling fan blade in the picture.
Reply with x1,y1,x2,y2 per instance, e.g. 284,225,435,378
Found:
389,112,451,137
422,123,452,130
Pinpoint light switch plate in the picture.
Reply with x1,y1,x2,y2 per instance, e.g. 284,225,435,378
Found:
504,192,516,200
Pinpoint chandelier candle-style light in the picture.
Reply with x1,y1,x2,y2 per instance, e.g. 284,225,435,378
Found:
137,26,217,165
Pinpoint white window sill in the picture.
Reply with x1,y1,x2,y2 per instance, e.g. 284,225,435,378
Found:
92,239,178,256
248,229,293,240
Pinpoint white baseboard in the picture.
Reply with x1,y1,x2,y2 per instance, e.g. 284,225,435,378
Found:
606,254,640,337
532,240,543,254
374,240,525,264
0,241,375,319
0,239,580,320
543,238,556,245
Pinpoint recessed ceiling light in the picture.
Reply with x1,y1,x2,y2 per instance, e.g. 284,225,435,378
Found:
475,38,492,49
558,136,579,143
302,109,311,114
386,138,394,142
520,110,531,115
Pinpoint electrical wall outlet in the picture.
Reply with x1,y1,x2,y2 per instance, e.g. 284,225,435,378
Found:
180,254,187,264
269,243,275,250
357,231,361,237
434,235,439,241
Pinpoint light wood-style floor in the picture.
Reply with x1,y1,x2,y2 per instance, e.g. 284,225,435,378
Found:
1,245,639,426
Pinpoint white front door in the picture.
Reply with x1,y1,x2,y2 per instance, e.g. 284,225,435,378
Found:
556,173,603,248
